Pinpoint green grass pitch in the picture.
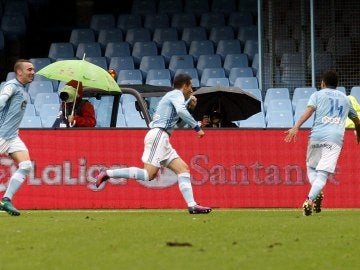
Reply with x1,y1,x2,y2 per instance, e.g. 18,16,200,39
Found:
1,209,359,270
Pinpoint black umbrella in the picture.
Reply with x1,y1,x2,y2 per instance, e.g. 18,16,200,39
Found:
192,86,262,122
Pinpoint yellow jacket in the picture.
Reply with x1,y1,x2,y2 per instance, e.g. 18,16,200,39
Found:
346,95,360,128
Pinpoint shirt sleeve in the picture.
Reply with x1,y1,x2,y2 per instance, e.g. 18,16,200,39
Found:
171,92,199,128
0,84,14,110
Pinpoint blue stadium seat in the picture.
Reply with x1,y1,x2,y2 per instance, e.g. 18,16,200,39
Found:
205,77,230,87
174,68,200,87
24,104,36,116
243,39,258,62
131,0,157,16
216,40,242,61
228,11,254,30
189,40,215,62
32,74,58,93
90,14,115,34
211,0,237,16
132,41,158,66
181,27,207,48
121,94,136,105
109,56,135,75
30,58,51,72
39,103,60,118
85,56,108,70
158,0,183,15
97,29,123,49
19,116,42,128
264,88,290,111
144,14,170,33
48,42,75,60
41,115,58,128
243,88,262,101
266,99,293,114
104,42,131,59
228,67,253,85
238,111,266,128
96,101,115,127
117,69,143,85
168,55,194,77
116,112,126,127
336,86,347,94
171,13,196,33
292,87,317,110
117,14,142,33
146,69,172,86
199,12,226,32
237,25,258,46
76,42,102,59
161,40,187,64
28,81,54,103
139,55,166,78
184,0,210,17
69,28,95,47
147,96,162,117
196,54,222,77
223,53,249,75
125,28,152,47
266,110,294,128
33,93,60,115
152,27,178,48
293,99,314,128
6,72,15,81
208,26,235,44
350,87,360,103
234,77,259,90
200,68,226,86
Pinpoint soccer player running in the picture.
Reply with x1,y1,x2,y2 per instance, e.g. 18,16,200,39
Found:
95,73,211,214
284,70,360,216
0,59,35,216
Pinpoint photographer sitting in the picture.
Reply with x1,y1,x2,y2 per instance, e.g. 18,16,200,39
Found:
53,80,96,128
201,110,237,128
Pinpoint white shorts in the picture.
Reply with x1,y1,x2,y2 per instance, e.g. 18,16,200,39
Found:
306,141,341,173
0,136,28,155
141,128,179,168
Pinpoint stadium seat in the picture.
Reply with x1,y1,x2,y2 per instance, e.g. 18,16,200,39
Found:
131,0,157,16
152,27,178,48
124,113,147,127
19,116,42,128
96,101,115,127
30,58,51,72
237,25,258,46
109,56,135,75
158,0,183,15
181,27,207,48
161,40,187,64
350,86,360,103
216,40,242,61
117,14,142,33
228,11,254,30
211,0,237,16
116,112,126,127
125,28,152,47
189,40,215,63
264,88,290,111
147,96,162,117
171,13,196,33
139,55,166,78
294,99,314,127
120,94,136,105
33,93,60,115
266,110,294,128
223,53,249,75
1,14,27,40
90,14,115,34
196,54,222,77
200,67,226,86
238,111,266,128
75,42,102,59
69,28,95,48
168,55,194,77
243,88,262,101
131,41,158,66
32,74,58,93
97,29,123,49
146,69,172,86
266,99,293,114
184,0,210,17
292,87,317,110
208,26,235,44
243,39,258,62
228,67,254,86
234,77,258,89
199,12,226,32
41,115,58,128
174,68,200,87
28,81,54,103
48,42,74,60
84,56,108,70
143,14,170,33
24,104,36,116
104,42,131,59
39,103,60,118
117,69,143,85
205,77,230,87
336,86,346,94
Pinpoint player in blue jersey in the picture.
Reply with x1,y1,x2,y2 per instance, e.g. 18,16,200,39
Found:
0,59,35,216
285,70,360,216
95,73,211,214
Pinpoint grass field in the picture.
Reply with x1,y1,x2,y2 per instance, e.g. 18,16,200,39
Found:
0,209,359,270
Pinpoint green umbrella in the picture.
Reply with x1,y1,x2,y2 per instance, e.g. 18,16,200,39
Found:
36,59,121,92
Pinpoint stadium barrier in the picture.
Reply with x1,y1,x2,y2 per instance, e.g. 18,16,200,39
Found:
1,129,359,209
